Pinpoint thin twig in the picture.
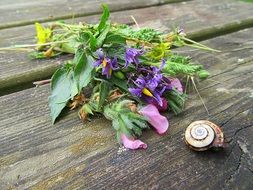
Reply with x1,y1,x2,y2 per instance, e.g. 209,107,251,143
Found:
190,76,210,115
184,75,190,94
0,41,67,51
33,79,51,86
0,48,33,52
182,37,221,52
130,15,140,30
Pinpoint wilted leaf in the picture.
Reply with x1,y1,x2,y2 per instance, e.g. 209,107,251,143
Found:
68,94,86,110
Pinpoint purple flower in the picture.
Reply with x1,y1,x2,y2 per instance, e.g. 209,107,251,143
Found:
128,59,172,106
125,47,143,67
93,48,118,78
129,75,166,106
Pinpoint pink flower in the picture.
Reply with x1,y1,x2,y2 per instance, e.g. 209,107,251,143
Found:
121,134,147,150
139,104,169,135
171,78,183,93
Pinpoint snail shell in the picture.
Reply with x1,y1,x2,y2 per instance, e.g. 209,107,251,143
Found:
184,120,224,151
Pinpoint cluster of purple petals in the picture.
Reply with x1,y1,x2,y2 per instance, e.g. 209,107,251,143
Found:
93,48,118,78
128,59,173,107
124,47,144,67
93,47,143,78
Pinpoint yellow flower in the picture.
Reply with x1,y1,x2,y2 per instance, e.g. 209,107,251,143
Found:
35,22,52,49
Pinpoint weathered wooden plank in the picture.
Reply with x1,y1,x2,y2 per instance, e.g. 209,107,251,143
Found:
1,0,253,94
0,0,184,29
0,28,253,189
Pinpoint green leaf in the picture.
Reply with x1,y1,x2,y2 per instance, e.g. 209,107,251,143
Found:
96,24,110,48
89,33,97,51
73,47,85,66
132,119,149,129
77,30,96,51
78,31,91,44
118,117,132,136
129,28,162,42
164,90,186,115
49,67,74,123
106,45,126,60
69,72,78,98
132,126,142,136
98,80,111,110
74,54,94,92
163,61,203,76
97,4,110,32
120,115,134,130
112,119,120,131
104,33,126,45
60,43,75,54
108,75,128,92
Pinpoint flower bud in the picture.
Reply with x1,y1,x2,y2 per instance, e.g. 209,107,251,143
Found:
113,71,126,79
198,70,210,79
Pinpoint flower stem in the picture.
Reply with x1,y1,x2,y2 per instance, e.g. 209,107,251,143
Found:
182,37,221,52
33,79,51,86
0,41,68,51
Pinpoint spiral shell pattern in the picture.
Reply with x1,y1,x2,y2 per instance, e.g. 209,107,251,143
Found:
184,120,224,151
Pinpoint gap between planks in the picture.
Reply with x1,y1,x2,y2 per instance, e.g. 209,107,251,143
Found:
0,0,187,30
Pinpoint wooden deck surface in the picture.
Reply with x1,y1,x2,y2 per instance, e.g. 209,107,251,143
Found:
0,0,253,189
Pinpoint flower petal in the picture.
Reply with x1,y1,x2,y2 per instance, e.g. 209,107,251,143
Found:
146,97,168,112
124,47,143,67
171,78,183,93
139,104,169,135
93,60,102,67
153,92,163,106
129,88,142,97
121,134,147,150
147,79,158,91
110,57,119,70
96,48,104,59
160,58,166,70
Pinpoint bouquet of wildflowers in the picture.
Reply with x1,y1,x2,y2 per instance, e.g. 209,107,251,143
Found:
30,5,217,149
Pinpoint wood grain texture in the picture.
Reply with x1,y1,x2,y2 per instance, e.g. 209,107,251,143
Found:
0,0,184,29
0,27,253,189
1,0,253,94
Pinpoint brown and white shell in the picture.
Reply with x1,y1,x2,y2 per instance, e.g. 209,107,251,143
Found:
184,120,225,151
